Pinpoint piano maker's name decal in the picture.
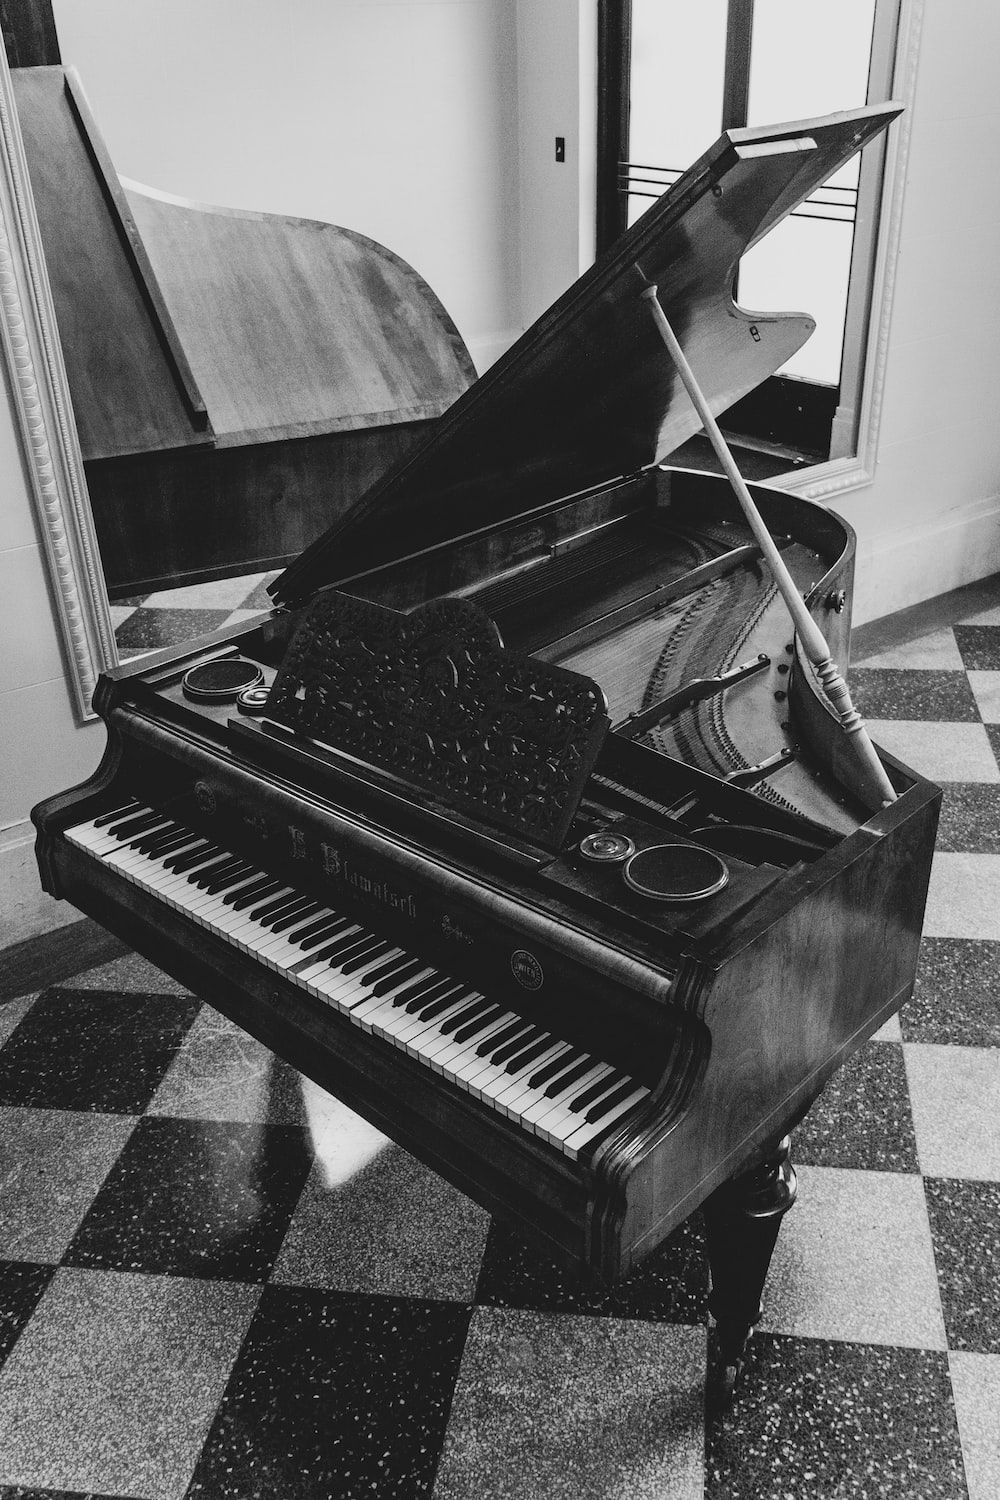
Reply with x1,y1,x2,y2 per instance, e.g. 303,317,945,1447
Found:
320,840,417,921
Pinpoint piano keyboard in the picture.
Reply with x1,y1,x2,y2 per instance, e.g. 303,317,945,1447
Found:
65,802,651,1161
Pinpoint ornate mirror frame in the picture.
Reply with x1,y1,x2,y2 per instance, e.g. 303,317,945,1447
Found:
0,47,112,722
0,5,921,725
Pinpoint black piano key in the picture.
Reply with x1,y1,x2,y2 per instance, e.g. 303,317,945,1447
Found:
527,1049,579,1090
452,1004,503,1045
181,855,234,886
140,828,195,858
362,952,414,987
231,879,284,912
222,875,274,908
502,1034,552,1075
203,862,257,895
107,810,163,840
401,974,450,1012
409,981,465,1021
439,997,492,1036
259,896,315,930
584,1079,639,1124
119,819,174,851
167,843,223,874
93,800,141,828
131,822,184,852
492,1025,544,1067
542,1056,594,1099
334,936,383,969
569,1070,626,1114
475,1020,527,1060
310,931,374,967
338,939,392,976
422,987,473,1025
192,857,244,890
249,890,300,922
270,900,323,934
370,958,425,997
290,915,352,950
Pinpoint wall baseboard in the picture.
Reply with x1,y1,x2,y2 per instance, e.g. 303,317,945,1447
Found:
852,495,1000,626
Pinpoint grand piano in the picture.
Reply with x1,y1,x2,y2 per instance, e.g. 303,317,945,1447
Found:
34,102,940,1395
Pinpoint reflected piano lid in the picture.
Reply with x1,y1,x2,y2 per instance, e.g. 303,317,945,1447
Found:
271,103,901,609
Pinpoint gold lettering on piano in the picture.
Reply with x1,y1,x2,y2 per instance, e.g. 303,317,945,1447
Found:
194,781,216,816
321,840,417,921
441,914,474,946
288,826,307,859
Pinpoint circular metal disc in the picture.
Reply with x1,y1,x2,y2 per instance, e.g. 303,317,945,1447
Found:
623,843,729,902
182,658,263,703
578,831,636,864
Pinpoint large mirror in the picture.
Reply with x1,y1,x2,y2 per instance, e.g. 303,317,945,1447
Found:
0,2,922,721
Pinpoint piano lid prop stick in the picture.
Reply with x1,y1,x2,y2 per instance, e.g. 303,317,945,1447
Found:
639,283,897,806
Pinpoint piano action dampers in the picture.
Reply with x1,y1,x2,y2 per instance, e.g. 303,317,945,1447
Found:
266,591,610,852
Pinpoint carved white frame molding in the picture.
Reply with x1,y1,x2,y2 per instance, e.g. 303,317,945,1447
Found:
0,49,113,723
777,0,924,504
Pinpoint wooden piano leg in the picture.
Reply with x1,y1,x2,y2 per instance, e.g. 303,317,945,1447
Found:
703,1135,797,1406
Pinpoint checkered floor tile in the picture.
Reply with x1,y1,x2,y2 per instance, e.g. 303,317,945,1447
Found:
2,585,999,1498
111,572,280,659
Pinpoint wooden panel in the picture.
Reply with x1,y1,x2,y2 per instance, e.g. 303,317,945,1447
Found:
11,67,209,460
274,105,901,605
125,183,476,446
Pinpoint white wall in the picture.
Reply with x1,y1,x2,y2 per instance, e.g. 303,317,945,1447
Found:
833,0,1000,622
52,0,522,373
0,356,103,942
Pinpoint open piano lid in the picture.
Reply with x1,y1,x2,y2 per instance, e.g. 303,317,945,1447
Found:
271,104,900,609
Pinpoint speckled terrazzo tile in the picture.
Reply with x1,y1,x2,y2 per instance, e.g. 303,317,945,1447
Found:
143,573,269,611
988,723,1000,771
0,995,35,1049
905,1044,1000,1180
186,1284,469,1499
0,1267,259,1498
0,988,200,1112
148,1006,307,1123
69,950,192,996
793,1041,918,1171
64,1116,312,1281
923,854,1000,941
958,601,1000,627
924,1178,1000,1354
0,1487,145,1499
0,1108,135,1262
936,783,1000,852
434,1307,705,1500
866,721,999,783
113,606,232,653
967,670,1000,722
757,1164,946,1348
955,624,1000,670
849,668,980,720
852,626,964,671
949,1351,1000,1500
273,1142,490,1301
905,937,1000,1044
705,1335,966,1500
475,1211,708,1324
0,1263,52,1368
